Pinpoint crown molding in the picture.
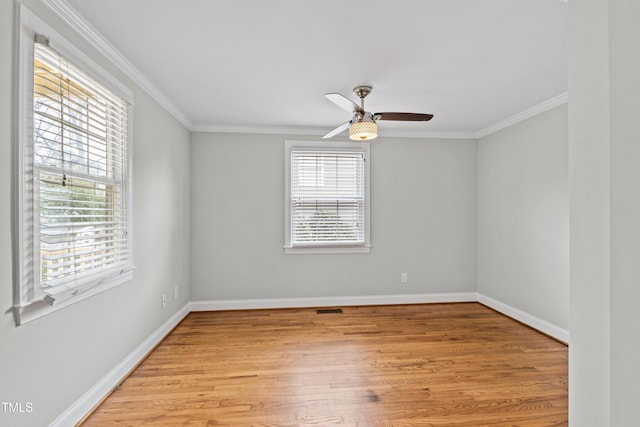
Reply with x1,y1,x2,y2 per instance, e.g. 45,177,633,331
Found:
39,0,566,141
188,91,569,140
191,124,330,136
475,92,569,139
191,123,478,140
40,0,193,130
378,129,478,140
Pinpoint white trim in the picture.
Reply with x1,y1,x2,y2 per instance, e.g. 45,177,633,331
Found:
190,293,478,312
49,302,191,427
40,0,192,129
16,271,133,326
174,91,570,140
27,0,568,140
14,4,135,326
191,293,569,344
477,293,569,344
191,124,478,140
284,245,372,254
27,15,133,104
375,129,477,140
49,294,568,424
476,92,569,138
34,0,566,139
284,140,371,254
192,125,333,136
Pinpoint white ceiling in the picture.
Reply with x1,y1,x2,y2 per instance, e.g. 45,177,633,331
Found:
62,0,568,138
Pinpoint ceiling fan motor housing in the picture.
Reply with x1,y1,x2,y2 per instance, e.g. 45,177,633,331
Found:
352,111,375,124
321,84,432,140
353,85,373,100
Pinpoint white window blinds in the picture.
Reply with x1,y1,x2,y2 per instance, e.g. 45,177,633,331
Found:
32,41,131,299
290,149,366,246
14,30,133,323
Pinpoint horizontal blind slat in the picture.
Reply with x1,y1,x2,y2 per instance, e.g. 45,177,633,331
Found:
290,149,365,245
33,42,131,291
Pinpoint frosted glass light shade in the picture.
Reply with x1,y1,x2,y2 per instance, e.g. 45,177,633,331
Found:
349,121,378,141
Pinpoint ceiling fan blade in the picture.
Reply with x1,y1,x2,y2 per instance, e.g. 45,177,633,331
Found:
325,93,365,115
322,120,351,139
373,112,434,121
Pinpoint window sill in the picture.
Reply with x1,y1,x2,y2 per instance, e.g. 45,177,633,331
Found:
13,270,133,326
284,245,371,255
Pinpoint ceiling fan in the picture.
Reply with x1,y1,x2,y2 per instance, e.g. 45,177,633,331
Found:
322,85,434,141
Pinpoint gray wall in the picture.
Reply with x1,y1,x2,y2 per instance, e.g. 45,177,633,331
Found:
0,0,593,424
570,0,640,425
609,0,640,423
477,104,569,330
0,1,191,426
569,0,610,423
190,132,477,301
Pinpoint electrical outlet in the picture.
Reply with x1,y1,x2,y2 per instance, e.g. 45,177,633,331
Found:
401,272,408,283
161,294,167,308
174,286,179,300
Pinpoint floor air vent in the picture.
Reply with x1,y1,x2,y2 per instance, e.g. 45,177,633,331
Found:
316,308,343,314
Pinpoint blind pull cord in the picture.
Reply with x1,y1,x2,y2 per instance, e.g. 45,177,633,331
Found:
58,51,67,187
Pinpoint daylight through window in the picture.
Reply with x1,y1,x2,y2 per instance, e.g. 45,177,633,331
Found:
33,42,130,292
14,18,133,325
285,141,370,254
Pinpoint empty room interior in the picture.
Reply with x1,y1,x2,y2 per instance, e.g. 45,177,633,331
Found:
1,0,639,426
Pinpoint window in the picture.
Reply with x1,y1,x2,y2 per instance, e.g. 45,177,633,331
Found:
13,6,134,325
284,141,370,254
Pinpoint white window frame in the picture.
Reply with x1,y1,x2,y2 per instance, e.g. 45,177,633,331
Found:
284,140,371,254
12,5,135,326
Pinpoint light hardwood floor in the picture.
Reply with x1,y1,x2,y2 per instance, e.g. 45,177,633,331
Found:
81,303,567,426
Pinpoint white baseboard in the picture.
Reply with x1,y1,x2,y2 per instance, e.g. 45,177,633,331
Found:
53,292,568,426
190,292,478,312
477,293,569,344
193,293,569,343
49,302,191,427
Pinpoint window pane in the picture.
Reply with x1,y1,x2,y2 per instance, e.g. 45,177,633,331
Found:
38,172,127,286
32,42,130,291
290,150,365,246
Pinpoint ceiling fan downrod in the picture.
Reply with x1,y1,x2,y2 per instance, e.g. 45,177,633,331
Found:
353,85,372,111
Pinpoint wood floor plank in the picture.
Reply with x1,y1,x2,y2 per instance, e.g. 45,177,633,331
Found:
81,303,567,426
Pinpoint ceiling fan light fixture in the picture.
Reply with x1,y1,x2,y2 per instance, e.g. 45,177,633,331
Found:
349,120,378,141
323,85,432,140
